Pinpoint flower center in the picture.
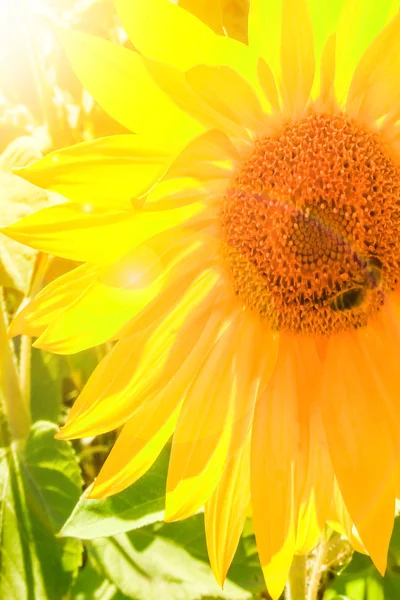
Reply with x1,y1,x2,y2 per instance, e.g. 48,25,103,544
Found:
221,114,400,335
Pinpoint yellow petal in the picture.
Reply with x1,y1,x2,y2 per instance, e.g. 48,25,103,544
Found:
229,314,279,457
165,128,239,182
115,0,219,70
33,245,165,354
295,495,321,555
203,316,277,586
249,0,344,103
307,0,345,98
115,0,256,85
205,434,251,587
319,34,336,109
144,178,208,211
88,403,181,499
321,331,396,573
257,58,281,114
3,202,203,264
248,0,282,85
347,12,400,122
331,484,367,555
251,334,320,599
9,264,95,338
251,352,296,597
294,367,327,555
280,0,315,117
165,310,241,521
335,0,394,106
144,58,263,142
299,407,334,539
179,0,225,35
55,268,221,438
16,135,175,210
262,531,296,600
89,300,236,497
186,65,269,137
180,0,249,43
57,27,201,145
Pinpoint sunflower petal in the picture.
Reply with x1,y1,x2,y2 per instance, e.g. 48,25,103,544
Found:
165,310,242,521
180,0,248,43
88,401,181,499
229,315,279,457
203,316,278,585
55,269,221,438
9,264,95,338
16,135,175,210
114,0,256,85
115,0,219,69
143,58,260,142
319,34,336,108
57,27,201,145
251,342,297,599
295,496,321,555
248,0,282,84
251,334,320,599
262,532,296,600
322,331,397,573
280,0,315,117
33,245,167,353
186,65,269,136
347,12,400,122
3,202,203,264
306,0,344,98
205,434,251,586
165,129,239,181
335,0,394,106
88,302,234,497
257,58,281,113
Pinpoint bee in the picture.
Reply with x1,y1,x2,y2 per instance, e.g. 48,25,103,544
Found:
329,255,383,312
364,255,383,289
329,286,366,311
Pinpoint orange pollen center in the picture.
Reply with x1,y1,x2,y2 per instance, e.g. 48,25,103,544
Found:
221,113,400,335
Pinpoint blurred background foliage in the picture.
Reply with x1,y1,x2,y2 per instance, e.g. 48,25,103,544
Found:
0,1,399,599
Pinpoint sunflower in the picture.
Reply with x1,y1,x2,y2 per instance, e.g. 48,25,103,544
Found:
4,0,400,596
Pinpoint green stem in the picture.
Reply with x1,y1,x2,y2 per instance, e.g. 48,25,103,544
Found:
19,334,31,420
286,554,307,600
0,290,30,441
307,535,330,600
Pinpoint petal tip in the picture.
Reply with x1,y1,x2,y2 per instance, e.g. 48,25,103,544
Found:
54,428,69,440
84,482,104,500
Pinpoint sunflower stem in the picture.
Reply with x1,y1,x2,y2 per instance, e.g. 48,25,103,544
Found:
0,290,30,441
307,534,330,600
19,334,31,422
286,554,307,600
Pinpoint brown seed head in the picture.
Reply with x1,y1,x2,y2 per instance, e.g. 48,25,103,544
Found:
221,113,400,335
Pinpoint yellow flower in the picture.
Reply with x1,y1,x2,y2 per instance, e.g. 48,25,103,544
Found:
4,0,400,596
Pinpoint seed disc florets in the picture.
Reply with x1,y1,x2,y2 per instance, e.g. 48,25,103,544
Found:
221,113,400,335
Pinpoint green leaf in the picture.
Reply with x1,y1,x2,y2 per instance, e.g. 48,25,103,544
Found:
324,518,400,600
155,516,265,594
60,447,169,539
60,444,265,598
87,517,257,600
70,555,131,600
0,420,83,599
30,348,68,423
